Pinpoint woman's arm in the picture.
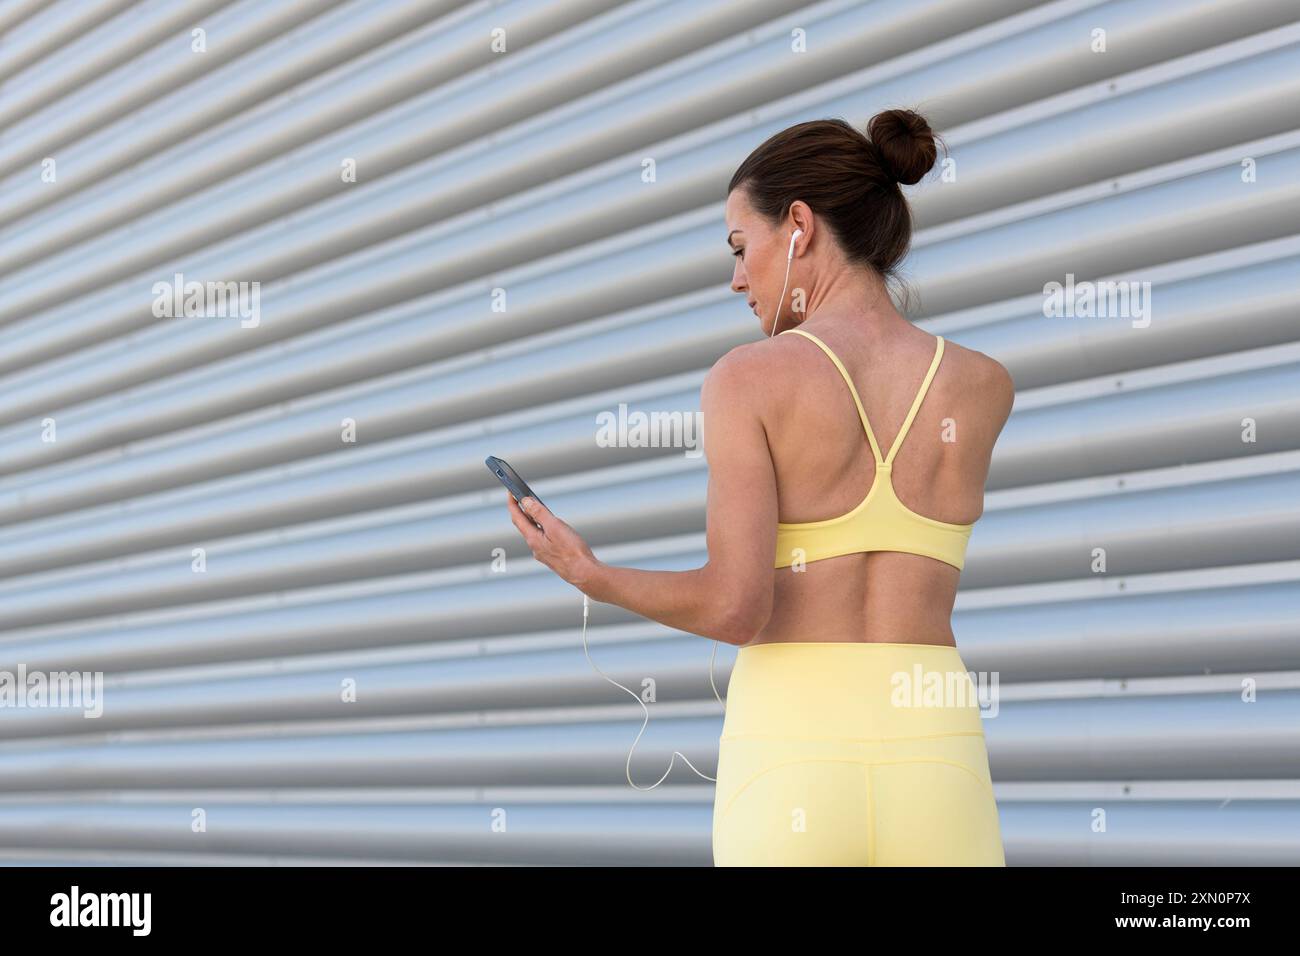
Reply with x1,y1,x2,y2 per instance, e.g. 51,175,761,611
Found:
504,347,779,646
582,564,742,643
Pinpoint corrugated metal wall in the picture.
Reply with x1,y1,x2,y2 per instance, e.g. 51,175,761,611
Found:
0,0,1297,865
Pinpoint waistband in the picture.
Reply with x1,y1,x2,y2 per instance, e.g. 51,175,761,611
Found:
722,641,989,740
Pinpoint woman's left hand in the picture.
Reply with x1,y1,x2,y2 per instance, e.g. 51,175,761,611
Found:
504,493,600,590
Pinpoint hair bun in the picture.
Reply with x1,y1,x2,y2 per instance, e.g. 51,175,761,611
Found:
866,108,937,186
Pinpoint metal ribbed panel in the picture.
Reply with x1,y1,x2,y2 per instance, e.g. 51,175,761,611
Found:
1,0,1297,865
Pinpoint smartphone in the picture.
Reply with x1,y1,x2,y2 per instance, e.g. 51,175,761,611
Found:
485,455,545,530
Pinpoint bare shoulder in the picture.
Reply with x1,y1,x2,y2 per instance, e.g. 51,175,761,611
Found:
703,338,792,406
941,337,1015,427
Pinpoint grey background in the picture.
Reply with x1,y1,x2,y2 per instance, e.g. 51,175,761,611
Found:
0,0,1297,865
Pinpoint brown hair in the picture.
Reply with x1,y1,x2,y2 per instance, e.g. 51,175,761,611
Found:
727,108,941,297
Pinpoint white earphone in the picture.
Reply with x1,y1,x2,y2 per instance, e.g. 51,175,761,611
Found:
767,228,803,337
582,226,805,789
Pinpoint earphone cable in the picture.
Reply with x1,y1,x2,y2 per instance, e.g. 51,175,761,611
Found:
581,593,725,790
581,231,794,787
767,229,801,337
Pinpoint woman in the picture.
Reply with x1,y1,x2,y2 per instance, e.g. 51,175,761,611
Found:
505,108,1015,866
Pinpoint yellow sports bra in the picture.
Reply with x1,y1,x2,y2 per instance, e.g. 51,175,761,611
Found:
773,328,974,571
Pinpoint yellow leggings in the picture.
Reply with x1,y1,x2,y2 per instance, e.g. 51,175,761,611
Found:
712,641,1005,866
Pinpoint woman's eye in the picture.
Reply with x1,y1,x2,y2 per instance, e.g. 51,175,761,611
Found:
732,248,744,258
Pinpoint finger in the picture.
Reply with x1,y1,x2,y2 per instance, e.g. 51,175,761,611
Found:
505,493,542,544
517,496,550,533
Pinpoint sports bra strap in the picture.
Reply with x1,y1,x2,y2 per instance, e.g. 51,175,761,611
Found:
883,334,944,466
778,328,945,467
779,328,884,464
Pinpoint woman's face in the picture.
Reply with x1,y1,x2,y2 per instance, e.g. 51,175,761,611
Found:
725,187,790,336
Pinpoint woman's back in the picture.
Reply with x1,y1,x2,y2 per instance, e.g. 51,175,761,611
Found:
747,320,1012,647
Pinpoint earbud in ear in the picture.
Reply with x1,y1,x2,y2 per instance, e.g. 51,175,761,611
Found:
788,228,804,260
